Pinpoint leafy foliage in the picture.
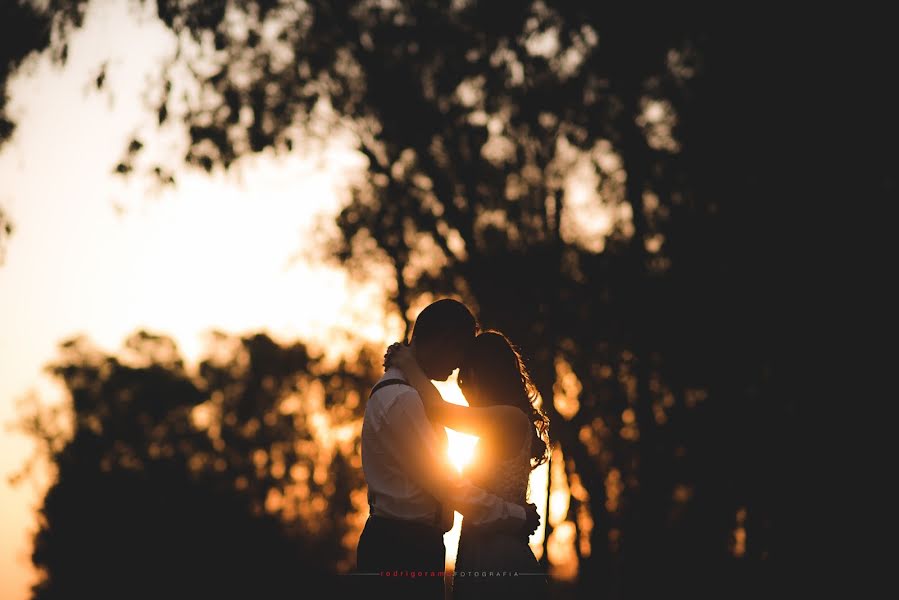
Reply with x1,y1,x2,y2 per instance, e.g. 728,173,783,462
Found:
18,330,379,598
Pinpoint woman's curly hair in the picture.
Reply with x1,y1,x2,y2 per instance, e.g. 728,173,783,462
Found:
461,330,550,469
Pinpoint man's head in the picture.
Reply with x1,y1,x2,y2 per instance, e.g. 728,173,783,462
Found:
408,299,477,381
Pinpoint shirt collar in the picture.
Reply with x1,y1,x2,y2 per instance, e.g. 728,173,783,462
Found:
382,366,407,382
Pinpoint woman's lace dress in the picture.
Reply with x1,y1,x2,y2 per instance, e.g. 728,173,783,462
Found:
452,420,549,600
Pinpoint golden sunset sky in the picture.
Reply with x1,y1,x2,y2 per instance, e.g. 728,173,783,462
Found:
0,2,391,597
0,3,565,598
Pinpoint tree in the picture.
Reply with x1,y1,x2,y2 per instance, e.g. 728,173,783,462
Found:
16,329,379,598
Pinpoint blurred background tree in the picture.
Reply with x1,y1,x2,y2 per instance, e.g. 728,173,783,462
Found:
6,0,895,598
16,330,378,598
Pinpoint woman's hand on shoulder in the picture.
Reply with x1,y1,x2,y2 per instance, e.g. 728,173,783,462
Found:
383,342,418,376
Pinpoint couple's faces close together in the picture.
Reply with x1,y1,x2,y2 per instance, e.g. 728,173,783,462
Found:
415,334,466,380
415,333,481,404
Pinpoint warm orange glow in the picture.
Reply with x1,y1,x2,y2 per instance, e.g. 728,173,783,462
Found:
547,521,579,581
620,407,639,440
733,527,747,558
568,470,589,502
252,449,267,469
549,445,571,526
605,468,623,513
265,488,282,513
553,356,582,420
528,387,549,560
579,421,603,457
576,503,593,557
190,402,214,429
673,483,693,503
569,470,593,557
431,375,479,472
732,507,748,558
546,444,579,580
446,429,478,472
444,511,464,573
652,401,668,424
527,459,550,560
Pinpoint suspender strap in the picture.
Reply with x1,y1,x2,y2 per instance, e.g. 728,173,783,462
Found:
368,378,409,398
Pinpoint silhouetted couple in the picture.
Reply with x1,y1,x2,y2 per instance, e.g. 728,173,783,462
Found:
356,299,550,599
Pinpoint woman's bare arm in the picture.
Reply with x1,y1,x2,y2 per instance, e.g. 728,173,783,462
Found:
390,345,528,438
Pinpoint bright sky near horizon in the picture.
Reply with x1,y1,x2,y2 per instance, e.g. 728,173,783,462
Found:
0,2,401,598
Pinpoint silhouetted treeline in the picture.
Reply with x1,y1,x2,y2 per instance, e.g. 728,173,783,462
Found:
18,330,378,599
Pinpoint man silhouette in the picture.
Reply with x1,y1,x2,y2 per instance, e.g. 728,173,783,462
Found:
356,299,540,600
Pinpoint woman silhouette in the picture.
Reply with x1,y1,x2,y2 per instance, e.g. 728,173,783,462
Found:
386,329,550,600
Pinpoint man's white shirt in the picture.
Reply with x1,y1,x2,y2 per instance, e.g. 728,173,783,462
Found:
361,367,526,532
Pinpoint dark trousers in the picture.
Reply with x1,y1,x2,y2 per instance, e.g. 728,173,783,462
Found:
355,514,446,600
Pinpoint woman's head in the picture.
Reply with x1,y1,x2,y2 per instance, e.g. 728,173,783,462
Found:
458,330,550,468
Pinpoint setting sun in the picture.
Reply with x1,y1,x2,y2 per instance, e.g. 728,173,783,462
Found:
446,429,479,472
431,374,479,472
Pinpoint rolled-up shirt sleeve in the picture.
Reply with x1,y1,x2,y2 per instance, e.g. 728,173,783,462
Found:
382,389,526,525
